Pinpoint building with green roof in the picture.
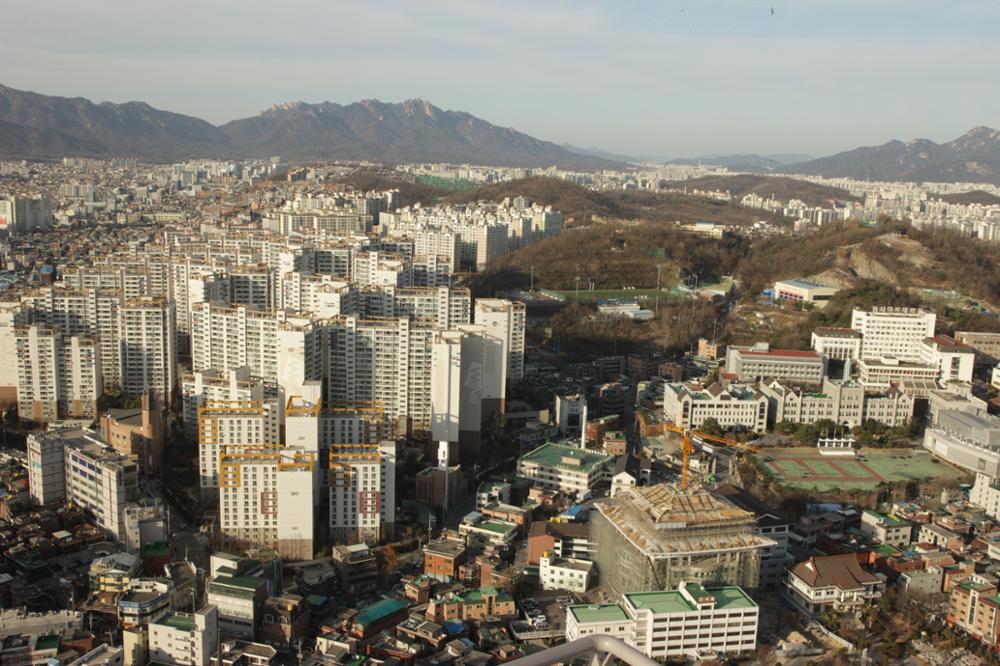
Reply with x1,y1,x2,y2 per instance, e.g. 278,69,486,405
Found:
351,598,409,639
515,442,612,498
148,605,218,666
566,582,759,660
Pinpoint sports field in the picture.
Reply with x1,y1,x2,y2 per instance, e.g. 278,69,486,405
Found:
754,447,966,491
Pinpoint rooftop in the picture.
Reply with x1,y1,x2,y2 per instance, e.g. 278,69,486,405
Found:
625,586,757,614
354,598,408,629
595,485,771,557
568,604,630,625
519,442,611,473
154,612,197,632
776,278,832,290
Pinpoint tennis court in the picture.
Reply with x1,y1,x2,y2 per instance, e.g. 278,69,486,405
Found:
755,447,966,491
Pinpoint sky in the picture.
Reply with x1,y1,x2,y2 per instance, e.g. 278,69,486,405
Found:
3,0,999,159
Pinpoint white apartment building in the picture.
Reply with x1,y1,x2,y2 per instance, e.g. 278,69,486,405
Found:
227,264,273,310
148,605,219,666
411,229,460,268
198,401,280,493
0,301,24,397
811,327,863,361
14,325,102,421
326,315,434,432
328,441,397,544
180,367,266,437
217,448,316,560
118,297,176,403
190,303,324,401
275,209,372,237
0,194,52,233
851,307,936,362
359,285,471,330
970,473,1000,520
539,555,593,593
663,382,769,433
167,259,227,342
190,303,278,385
411,253,454,287
474,298,526,387
430,325,507,461
566,582,759,660
351,251,407,287
21,287,124,388
278,271,354,316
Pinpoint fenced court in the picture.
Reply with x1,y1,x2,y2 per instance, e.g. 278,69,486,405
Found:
755,447,966,491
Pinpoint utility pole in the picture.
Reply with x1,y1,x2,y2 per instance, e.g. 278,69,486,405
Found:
575,276,580,299
530,265,535,293
655,264,662,314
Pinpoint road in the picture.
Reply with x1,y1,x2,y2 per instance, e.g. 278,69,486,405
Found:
165,495,210,572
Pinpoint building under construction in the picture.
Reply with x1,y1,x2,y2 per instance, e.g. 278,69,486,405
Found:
592,484,775,593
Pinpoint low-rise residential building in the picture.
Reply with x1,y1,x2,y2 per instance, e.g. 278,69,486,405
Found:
209,640,277,666
423,538,468,582
425,587,516,623
566,582,759,660
458,513,518,552
260,594,308,653
785,554,884,614
860,510,913,548
526,520,593,565
148,605,219,666
946,578,1000,647
348,598,409,640
539,554,593,593
207,575,268,641
331,544,379,598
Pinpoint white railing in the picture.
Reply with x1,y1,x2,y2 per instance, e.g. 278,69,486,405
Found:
504,635,661,666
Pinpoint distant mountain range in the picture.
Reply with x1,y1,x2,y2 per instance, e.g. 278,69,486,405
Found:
2,84,999,182
0,84,619,169
669,153,814,171
668,129,1000,184
783,127,1000,183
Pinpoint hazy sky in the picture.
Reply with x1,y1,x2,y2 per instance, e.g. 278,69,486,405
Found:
3,0,999,159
